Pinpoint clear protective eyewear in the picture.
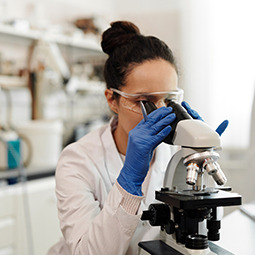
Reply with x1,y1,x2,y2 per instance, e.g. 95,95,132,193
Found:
110,88,184,114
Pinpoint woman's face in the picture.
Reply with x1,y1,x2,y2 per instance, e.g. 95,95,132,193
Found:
105,59,178,155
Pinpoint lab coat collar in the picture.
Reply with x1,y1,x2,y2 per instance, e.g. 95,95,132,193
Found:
101,116,124,186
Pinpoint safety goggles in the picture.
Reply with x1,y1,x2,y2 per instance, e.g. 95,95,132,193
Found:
110,88,184,114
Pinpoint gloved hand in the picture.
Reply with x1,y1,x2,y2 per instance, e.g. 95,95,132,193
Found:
117,107,176,196
181,101,203,121
181,101,229,136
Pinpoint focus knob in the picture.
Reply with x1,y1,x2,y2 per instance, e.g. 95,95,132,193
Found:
141,203,170,226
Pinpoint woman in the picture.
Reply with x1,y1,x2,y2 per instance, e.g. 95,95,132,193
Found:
48,21,227,255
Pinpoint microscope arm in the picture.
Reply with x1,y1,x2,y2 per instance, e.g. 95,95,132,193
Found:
163,148,198,189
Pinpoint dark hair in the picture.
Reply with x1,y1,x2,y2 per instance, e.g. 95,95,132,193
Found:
101,21,178,90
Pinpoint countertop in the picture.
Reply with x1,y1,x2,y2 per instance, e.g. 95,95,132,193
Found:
217,202,255,255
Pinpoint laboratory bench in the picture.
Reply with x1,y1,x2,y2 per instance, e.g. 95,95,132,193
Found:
217,202,255,255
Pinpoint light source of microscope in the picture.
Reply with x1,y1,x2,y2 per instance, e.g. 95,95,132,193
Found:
138,99,242,255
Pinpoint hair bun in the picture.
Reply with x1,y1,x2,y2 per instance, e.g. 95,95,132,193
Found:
101,21,141,55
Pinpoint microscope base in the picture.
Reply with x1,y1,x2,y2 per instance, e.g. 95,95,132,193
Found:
138,240,235,255
139,240,182,255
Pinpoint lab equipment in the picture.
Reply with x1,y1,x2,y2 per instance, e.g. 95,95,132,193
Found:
0,130,21,184
138,99,241,255
0,129,32,184
117,107,175,196
15,120,63,172
0,130,20,169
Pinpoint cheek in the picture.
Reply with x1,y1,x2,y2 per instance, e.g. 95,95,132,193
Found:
118,107,143,133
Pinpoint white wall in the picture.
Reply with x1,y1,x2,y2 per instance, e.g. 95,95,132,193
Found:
209,0,255,148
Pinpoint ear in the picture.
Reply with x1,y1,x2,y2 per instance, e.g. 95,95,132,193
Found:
105,89,119,114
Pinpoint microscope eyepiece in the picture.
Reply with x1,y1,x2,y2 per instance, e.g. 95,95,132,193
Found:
142,99,192,145
164,99,192,144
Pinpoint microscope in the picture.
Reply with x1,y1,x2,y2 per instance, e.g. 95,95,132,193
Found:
138,100,242,255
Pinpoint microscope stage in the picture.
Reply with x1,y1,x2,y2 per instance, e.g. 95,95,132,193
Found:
156,189,242,210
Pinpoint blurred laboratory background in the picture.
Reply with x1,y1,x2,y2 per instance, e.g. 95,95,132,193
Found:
0,0,255,254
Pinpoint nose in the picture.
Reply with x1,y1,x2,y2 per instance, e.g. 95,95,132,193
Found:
155,99,166,108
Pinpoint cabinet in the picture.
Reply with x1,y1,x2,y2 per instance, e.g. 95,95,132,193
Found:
0,177,61,255
0,187,15,254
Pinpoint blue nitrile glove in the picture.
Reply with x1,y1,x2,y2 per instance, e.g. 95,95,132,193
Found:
117,107,176,196
181,101,203,121
215,120,229,136
181,101,229,136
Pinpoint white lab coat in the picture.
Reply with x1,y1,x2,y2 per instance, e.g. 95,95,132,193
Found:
47,117,178,255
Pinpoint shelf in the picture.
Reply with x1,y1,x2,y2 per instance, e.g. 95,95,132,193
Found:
0,24,103,53
67,80,106,93
0,169,21,180
0,75,28,89
0,168,55,182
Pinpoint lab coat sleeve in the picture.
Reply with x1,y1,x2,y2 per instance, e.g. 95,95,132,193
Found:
55,144,143,255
